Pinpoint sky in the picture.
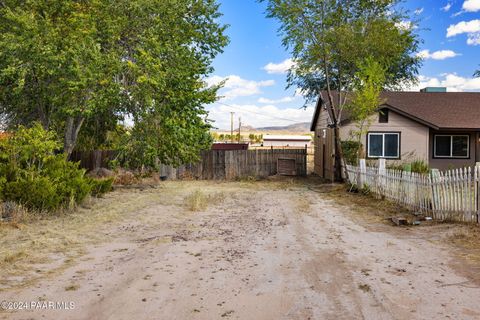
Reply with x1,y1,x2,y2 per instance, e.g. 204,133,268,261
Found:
206,0,480,130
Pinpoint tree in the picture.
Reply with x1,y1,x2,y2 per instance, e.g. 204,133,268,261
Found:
0,0,228,162
262,0,421,180
346,57,386,161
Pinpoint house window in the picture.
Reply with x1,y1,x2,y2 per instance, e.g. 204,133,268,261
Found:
434,135,469,158
379,109,389,123
367,132,400,158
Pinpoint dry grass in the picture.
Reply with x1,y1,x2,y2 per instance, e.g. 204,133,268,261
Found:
184,190,226,212
294,192,312,214
317,184,408,225
65,284,80,291
447,225,480,263
0,184,183,290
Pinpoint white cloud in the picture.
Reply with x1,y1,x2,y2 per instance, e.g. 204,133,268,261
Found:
257,96,296,104
414,8,424,15
442,3,452,12
206,75,275,100
447,19,480,36
417,49,460,60
446,19,480,45
405,74,480,92
263,58,295,74
395,20,416,30
463,0,480,12
467,33,480,45
207,103,314,129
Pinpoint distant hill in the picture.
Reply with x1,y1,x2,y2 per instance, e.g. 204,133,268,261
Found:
255,122,310,132
214,122,311,134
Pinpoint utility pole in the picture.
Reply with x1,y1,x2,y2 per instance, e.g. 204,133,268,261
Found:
238,117,241,143
230,112,234,143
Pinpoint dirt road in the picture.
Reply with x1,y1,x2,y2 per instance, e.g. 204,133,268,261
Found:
1,179,480,320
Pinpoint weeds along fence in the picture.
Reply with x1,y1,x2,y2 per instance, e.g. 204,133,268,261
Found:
71,148,307,180
345,164,480,223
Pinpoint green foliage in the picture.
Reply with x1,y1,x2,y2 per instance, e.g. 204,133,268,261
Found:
0,0,228,159
262,0,421,104
262,0,421,181
0,124,100,211
387,159,429,174
410,160,430,174
341,140,361,165
348,57,387,123
89,177,114,197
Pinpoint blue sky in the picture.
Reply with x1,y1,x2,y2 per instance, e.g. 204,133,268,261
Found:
207,0,480,130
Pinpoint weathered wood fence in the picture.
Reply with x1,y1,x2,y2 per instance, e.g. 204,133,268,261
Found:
345,164,480,223
71,148,307,180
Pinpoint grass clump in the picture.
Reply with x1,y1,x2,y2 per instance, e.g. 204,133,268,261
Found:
184,190,226,212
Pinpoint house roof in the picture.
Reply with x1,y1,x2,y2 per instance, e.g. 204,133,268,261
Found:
310,91,480,131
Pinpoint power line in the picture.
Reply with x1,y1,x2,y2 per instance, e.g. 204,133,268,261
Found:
216,102,309,124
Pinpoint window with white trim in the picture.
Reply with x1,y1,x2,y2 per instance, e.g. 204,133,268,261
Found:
367,132,400,158
434,135,469,158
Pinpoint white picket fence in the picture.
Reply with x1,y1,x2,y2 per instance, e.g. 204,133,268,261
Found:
345,164,480,223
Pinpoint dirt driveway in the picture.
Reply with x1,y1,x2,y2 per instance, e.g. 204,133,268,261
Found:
1,178,480,320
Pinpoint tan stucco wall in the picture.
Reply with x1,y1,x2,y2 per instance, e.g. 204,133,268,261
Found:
340,110,430,164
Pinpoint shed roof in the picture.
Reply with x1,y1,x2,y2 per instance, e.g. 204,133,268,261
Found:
263,135,312,141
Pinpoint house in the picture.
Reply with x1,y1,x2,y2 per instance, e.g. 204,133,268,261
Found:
311,88,480,180
262,135,312,147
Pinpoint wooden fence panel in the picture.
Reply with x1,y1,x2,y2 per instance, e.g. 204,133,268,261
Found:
72,148,307,180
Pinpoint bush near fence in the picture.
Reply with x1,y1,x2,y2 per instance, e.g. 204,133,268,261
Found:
345,164,480,223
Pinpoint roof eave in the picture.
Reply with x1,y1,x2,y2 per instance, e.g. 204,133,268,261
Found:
310,97,323,131
381,103,440,130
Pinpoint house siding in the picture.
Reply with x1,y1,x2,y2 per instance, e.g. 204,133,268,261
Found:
340,110,430,164
428,130,479,170
313,108,335,180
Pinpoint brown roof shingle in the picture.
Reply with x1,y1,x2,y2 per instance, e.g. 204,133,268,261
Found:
311,91,480,131
381,92,480,130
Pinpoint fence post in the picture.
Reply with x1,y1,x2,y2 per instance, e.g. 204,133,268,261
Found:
359,159,366,187
476,165,480,223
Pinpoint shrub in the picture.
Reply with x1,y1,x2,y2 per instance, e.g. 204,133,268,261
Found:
341,140,362,165
90,177,114,196
0,123,106,211
410,159,430,174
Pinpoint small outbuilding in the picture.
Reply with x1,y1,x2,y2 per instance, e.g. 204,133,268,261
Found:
262,135,312,148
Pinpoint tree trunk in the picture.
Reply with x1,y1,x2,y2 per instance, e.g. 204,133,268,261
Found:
64,115,84,158
333,126,345,182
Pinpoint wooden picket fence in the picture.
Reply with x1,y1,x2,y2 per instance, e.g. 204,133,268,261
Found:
345,164,480,223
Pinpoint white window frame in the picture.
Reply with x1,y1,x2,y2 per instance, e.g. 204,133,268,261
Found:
367,132,400,159
433,134,469,158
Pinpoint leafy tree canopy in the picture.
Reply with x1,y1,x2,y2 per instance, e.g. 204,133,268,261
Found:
262,0,421,103
262,0,421,180
0,0,228,166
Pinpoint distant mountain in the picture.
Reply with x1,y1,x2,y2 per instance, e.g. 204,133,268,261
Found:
255,122,310,132
215,122,311,133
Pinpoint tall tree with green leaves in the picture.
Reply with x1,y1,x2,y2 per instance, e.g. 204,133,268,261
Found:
0,0,228,164
262,0,421,180
346,57,386,161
